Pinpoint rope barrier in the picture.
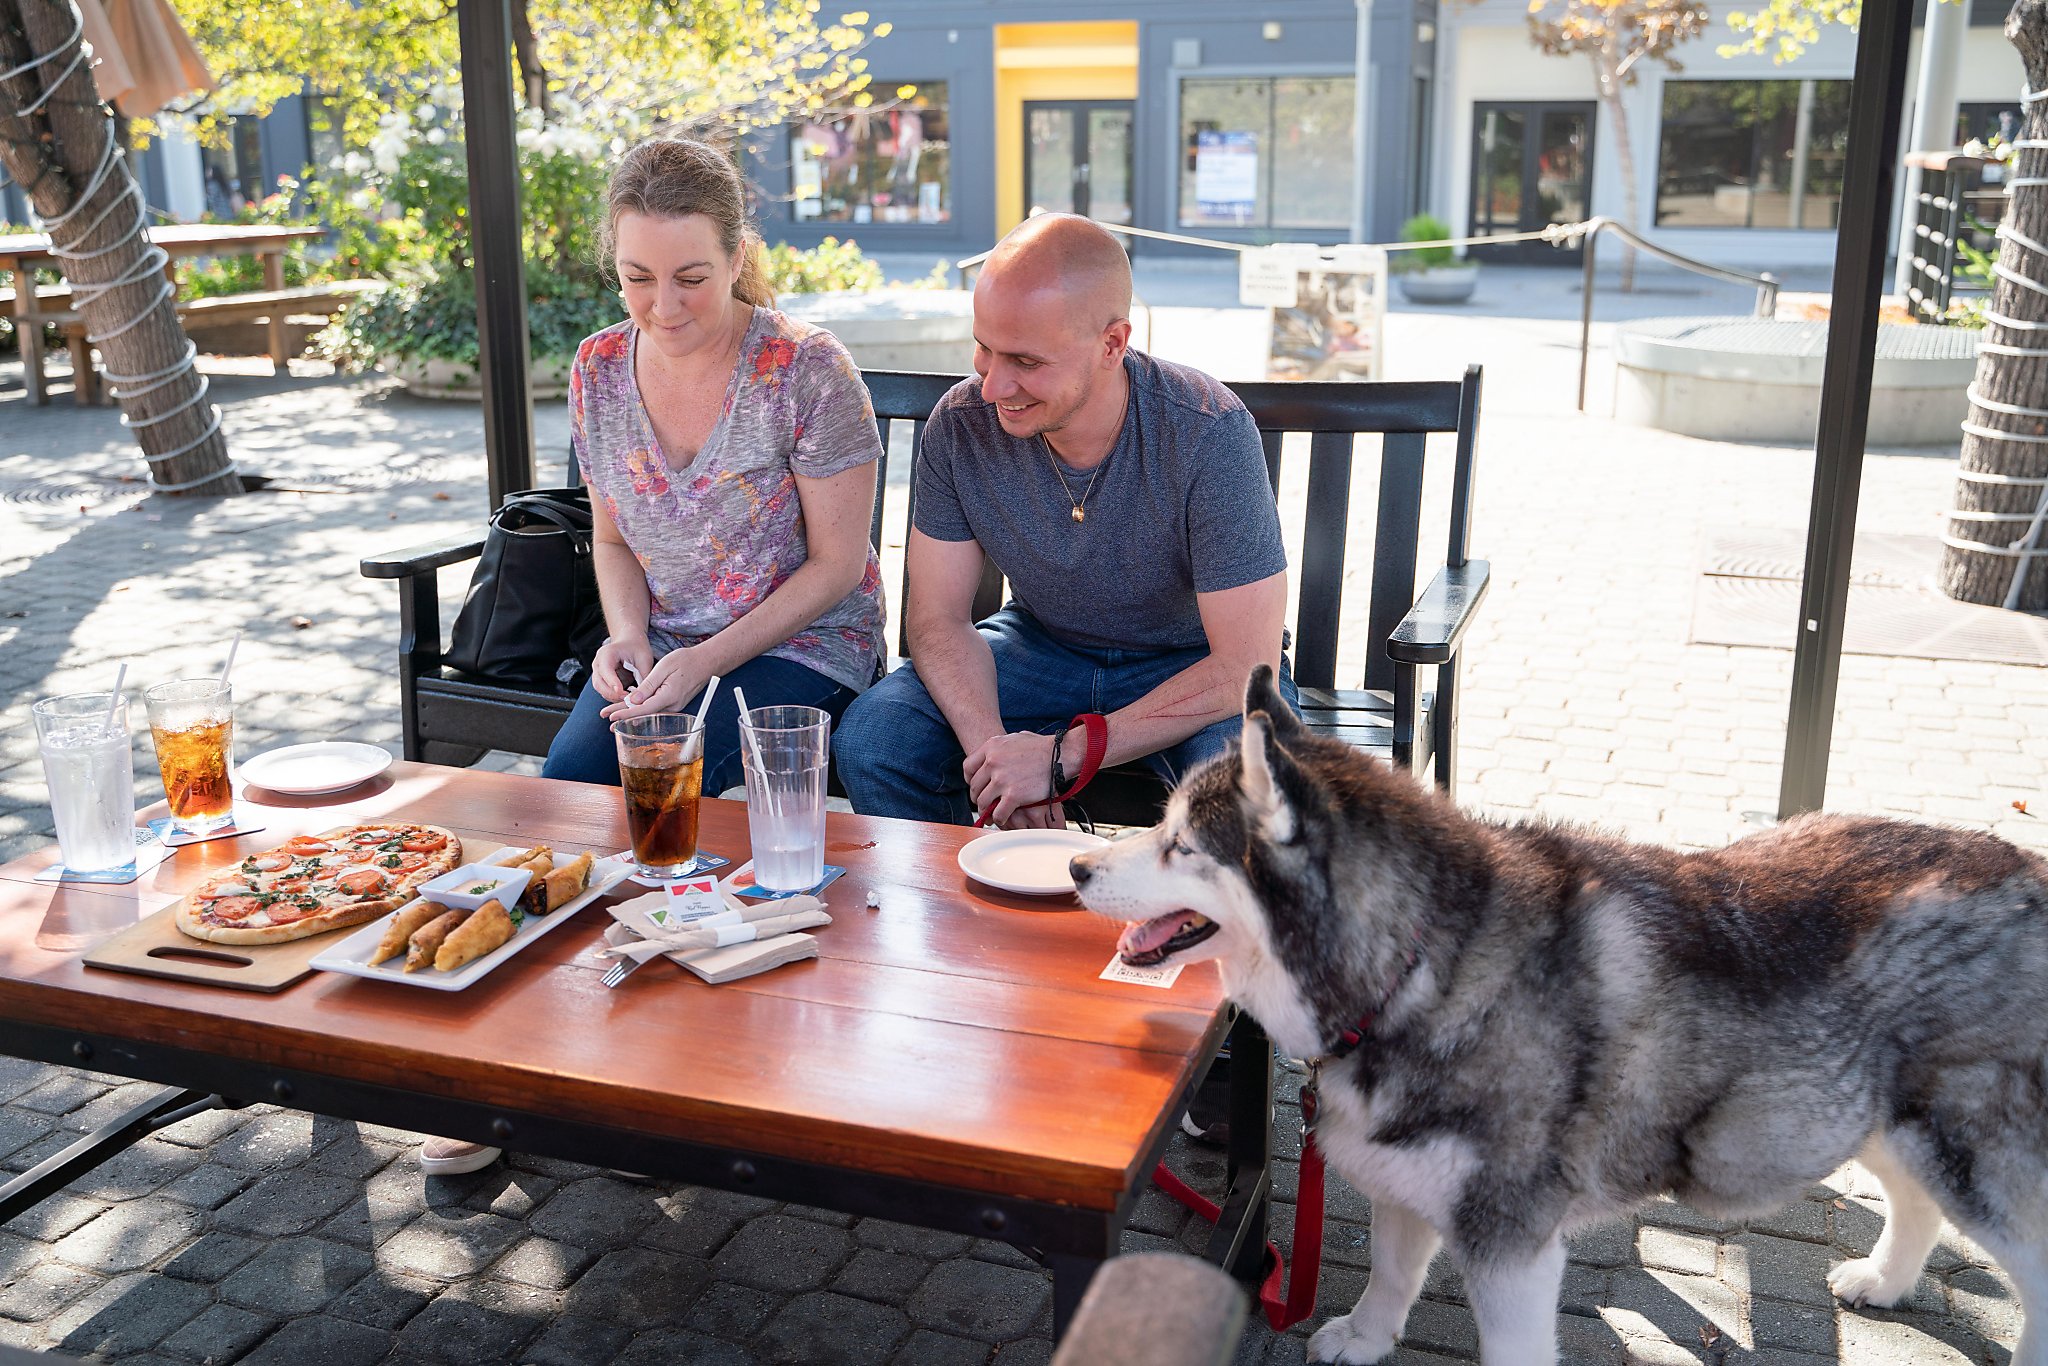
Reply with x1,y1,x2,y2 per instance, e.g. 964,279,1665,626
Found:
7,1,225,493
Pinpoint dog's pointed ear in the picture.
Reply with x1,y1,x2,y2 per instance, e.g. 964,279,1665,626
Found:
1239,710,1298,843
1242,663,1302,741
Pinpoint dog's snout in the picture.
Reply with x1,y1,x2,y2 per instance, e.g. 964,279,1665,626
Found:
1069,853,1096,888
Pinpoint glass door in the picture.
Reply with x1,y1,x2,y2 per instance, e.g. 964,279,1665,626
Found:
1024,100,1136,225
1468,102,1594,263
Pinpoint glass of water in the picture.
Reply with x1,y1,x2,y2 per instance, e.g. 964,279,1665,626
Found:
739,705,831,892
33,692,138,876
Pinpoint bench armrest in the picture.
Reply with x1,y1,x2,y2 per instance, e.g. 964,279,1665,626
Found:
1387,560,1490,665
360,535,487,580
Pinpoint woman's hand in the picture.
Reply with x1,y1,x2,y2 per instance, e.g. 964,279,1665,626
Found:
592,636,656,705
601,644,712,722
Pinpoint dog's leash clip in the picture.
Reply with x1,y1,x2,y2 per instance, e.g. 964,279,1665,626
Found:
1299,1059,1320,1140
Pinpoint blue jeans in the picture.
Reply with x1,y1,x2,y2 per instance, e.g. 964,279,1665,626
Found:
542,654,857,796
833,607,1299,824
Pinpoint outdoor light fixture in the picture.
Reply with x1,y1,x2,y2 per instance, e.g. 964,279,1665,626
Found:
1263,21,1283,40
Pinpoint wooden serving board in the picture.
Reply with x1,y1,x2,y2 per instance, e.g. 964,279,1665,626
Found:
82,837,512,994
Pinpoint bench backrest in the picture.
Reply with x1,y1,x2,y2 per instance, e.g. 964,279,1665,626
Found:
861,367,1482,694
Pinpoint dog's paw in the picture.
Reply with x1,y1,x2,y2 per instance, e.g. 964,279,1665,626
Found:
1306,1312,1399,1365
1829,1256,1912,1309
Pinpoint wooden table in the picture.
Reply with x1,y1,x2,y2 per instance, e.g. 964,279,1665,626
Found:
0,763,1272,1332
0,224,327,405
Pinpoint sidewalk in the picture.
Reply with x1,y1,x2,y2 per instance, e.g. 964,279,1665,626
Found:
0,290,2036,1364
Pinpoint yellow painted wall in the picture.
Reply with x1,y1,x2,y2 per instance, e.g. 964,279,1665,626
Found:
993,22,1139,236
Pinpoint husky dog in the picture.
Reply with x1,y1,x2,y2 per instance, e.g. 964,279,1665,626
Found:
1070,665,2048,1366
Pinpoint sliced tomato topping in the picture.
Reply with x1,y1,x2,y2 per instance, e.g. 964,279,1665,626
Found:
265,900,324,924
206,896,263,922
247,854,293,874
351,828,395,843
386,852,429,874
399,831,448,852
271,873,314,892
282,837,334,855
335,869,390,898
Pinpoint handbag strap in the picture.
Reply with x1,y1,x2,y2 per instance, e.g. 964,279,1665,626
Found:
492,495,590,551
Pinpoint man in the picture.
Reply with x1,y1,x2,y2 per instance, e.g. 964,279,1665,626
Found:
834,213,1296,827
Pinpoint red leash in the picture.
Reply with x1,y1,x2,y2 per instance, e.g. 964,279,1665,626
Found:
1152,1076,1326,1331
972,713,1107,827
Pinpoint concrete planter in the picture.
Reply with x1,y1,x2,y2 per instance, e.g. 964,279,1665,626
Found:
1395,264,1480,305
1612,316,1979,445
382,353,572,401
777,288,975,375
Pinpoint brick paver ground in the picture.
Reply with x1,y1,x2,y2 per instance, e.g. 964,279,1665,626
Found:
2,269,2036,1363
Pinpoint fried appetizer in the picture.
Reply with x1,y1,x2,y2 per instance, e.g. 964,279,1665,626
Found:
434,899,516,971
541,851,595,912
369,900,444,966
404,906,473,972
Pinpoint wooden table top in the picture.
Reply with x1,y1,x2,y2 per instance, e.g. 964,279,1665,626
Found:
0,224,325,267
0,763,1225,1211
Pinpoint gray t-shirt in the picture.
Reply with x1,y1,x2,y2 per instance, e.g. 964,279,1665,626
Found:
913,350,1287,652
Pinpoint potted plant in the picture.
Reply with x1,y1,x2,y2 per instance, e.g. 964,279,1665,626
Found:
1392,214,1479,305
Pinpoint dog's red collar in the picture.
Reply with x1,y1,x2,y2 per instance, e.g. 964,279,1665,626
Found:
1321,937,1422,1061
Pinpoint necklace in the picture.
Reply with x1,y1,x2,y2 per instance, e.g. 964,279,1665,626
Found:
1040,379,1131,526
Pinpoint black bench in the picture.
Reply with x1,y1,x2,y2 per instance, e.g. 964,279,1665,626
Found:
360,366,1488,821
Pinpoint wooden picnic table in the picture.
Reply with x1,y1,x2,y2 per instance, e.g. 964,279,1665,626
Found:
1,224,334,405
0,763,1272,1333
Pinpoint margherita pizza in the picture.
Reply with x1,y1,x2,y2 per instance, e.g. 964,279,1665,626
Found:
175,823,462,945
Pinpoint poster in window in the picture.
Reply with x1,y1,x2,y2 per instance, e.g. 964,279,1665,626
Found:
1260,244,1386,383
1194,131,1259,221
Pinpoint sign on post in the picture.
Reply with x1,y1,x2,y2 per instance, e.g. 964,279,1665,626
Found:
1241,244,1388,382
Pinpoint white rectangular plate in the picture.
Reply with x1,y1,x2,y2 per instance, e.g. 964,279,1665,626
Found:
309,846,634,992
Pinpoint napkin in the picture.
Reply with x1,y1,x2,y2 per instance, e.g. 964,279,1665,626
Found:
602,890,830,981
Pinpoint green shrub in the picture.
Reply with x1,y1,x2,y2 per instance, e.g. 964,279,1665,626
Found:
314,263,621,372
1394,214,1458,272
764,236,885,294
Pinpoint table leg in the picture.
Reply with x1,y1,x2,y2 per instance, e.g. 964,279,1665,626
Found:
1205,1010,1273,1284
261,248,287,373
1048,1219,1120,1340
0,1087,231,1222
11,263,47,406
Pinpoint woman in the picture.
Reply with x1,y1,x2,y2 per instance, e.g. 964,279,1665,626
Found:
420,137,885,1178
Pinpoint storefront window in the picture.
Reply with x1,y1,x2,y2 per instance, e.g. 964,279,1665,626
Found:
305,97,346,179
200,115,268,218
791,83,951,225
1655,79,1851,229
1179,76,1355,231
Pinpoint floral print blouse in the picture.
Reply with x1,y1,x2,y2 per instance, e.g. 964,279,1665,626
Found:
569,307,887,694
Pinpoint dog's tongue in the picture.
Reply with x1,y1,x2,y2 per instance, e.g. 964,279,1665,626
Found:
1119,910,1206,960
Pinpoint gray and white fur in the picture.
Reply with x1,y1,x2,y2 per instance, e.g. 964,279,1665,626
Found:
1071,665,2048,1365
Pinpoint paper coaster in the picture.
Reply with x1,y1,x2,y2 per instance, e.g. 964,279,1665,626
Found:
1100,954,1185,989
35,827,174,885
727,862,845,901
147,811,267,847
620,849,732,889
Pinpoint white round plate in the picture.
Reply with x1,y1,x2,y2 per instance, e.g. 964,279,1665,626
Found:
957,828,1109,897
240,741,394,795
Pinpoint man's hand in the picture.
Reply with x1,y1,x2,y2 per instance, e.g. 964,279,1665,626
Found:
602,644,710,722
592,635,655,704
964,731,1057,828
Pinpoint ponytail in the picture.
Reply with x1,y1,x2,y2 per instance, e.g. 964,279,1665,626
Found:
733,231,776,309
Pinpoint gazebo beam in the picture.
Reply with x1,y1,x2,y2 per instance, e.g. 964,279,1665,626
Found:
457,0,536,510
1777,0,1915,817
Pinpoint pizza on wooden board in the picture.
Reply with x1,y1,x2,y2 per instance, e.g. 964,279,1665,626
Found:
174,823,462,946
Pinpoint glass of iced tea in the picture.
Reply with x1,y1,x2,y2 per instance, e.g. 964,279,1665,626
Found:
145,679,236,837
612,712,705,880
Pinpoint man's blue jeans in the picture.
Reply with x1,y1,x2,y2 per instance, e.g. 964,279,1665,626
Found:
833,607,1299,824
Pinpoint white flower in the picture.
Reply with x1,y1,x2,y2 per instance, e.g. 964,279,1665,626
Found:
426,127,448,146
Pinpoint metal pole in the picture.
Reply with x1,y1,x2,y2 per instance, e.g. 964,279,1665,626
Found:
1891,0,1967,296
1777,0,1915,819
1578,222,1599,412
457,0,536,511
1351,0,1375,243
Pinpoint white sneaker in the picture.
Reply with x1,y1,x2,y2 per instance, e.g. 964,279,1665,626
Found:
418,1138,502,1176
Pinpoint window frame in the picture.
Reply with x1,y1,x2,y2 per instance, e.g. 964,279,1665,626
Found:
1168,65,1358,235
1652,76,1853,232
787,81,954,229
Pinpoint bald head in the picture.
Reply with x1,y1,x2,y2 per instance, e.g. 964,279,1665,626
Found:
977,213,1132,337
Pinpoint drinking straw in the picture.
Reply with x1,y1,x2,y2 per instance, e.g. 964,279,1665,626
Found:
693,674,722,734
732,685,780,820
216,630,241,695
99,662,127,738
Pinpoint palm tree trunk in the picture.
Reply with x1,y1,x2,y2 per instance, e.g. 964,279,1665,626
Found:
0,0,239,495
1940,0,2048,606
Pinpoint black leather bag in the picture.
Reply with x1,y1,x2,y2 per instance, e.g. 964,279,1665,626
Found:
445,488,607,694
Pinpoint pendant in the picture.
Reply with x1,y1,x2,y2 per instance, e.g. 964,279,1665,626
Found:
1072,506,1086,524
